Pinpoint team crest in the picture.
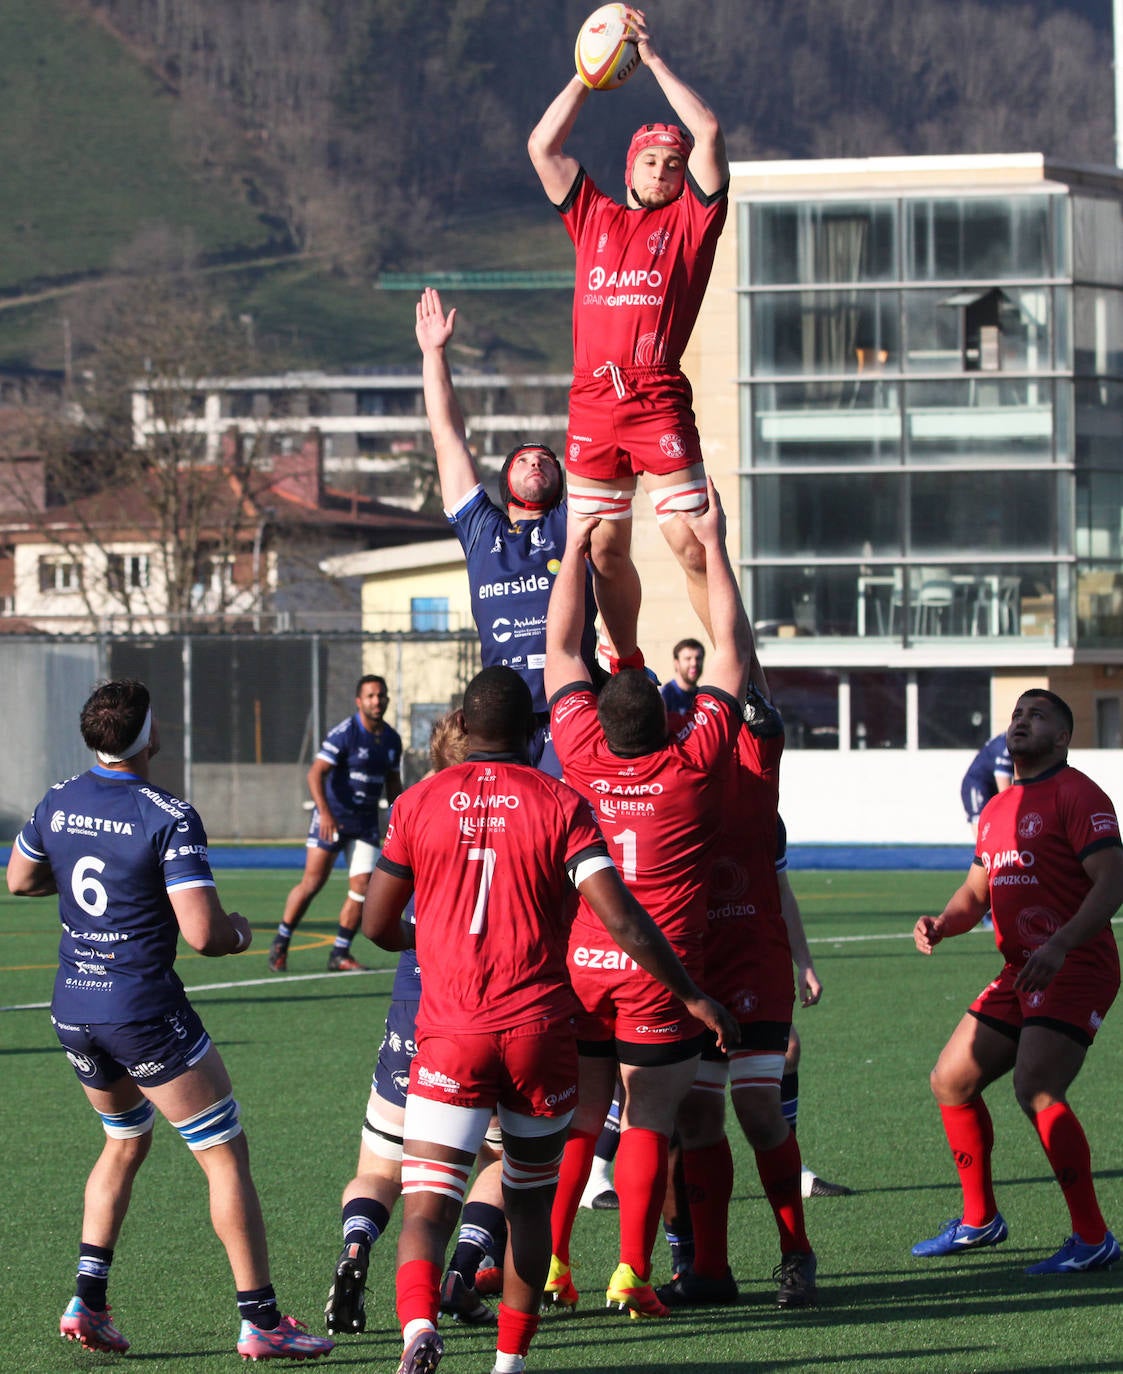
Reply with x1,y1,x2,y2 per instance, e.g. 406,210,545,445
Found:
568,441,582,462
647,227,671,255
659,432,687,460
1018,812,1044,839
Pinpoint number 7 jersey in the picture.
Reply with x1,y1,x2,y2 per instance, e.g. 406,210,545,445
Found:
377,754,609,1038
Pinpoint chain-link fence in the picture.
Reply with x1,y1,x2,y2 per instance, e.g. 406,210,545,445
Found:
0,630,480,840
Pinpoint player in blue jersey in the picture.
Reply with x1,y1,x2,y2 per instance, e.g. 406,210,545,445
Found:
416,286,599,777
660,637,705,715
270,673,403,972
6,679,332,1363
961,732,1013,931
962,732,1014,829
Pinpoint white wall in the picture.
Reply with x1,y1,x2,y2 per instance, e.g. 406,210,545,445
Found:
777,749,1123,844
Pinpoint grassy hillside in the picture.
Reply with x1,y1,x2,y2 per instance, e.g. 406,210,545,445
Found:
0,0,270,292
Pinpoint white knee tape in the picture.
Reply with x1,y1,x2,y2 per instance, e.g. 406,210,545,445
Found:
361,1102,405,1162
729,1051,786,1091
401,1153,472,1204
652,479,709,524
568,487,634,521
501,1150,564,1191
99,1100,156,1139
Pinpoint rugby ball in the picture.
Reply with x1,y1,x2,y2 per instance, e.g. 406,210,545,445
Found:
575,4,641,91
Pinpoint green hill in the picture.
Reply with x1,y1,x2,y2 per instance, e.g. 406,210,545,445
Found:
0,0,1113,376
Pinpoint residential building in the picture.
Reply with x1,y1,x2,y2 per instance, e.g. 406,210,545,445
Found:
131,368,571,506
0,430,448,635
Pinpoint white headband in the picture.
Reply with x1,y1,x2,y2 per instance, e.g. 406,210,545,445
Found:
96,707,152,765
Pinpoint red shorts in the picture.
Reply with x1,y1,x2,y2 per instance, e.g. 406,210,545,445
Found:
410,1016,578,1118
565,369,702,482
567,933,703,1047
703,911,794,1021
970,959,1119,1044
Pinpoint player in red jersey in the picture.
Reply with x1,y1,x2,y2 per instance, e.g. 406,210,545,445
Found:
912,689,1123,1275
528,8,728,668
657,682,822,1310
542,478,750,1319
361,665,734,1374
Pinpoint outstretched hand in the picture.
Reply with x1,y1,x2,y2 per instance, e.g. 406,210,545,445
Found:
679,474,724,546
566,508,601,559
415,286,456,353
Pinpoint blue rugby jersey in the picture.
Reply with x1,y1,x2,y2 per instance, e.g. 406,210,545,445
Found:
447,486,597,714
318,715,403,836
16,766,216,1023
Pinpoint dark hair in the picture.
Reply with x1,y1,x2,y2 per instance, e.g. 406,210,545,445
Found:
597,670,666,755
463,666,533,742
1019,688,1074,736
673,638,705,659
355,674,388,698
80,679,151,756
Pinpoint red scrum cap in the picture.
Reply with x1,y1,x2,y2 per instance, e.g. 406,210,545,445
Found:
624,122,695,192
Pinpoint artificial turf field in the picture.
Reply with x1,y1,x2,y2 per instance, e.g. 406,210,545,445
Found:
2,867,1120,1374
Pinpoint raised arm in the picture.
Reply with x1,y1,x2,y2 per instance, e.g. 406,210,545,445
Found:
679,477,751,701
545,510,598,700
416,288,483,509
634,13,727,196
527,75,588,205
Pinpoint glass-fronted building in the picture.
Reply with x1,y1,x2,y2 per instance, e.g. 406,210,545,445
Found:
635,155,1123,767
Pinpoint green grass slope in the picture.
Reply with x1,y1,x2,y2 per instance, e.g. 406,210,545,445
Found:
0,0,269,291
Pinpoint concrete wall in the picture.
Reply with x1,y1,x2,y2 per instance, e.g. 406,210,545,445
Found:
192,763,308,841
777,748,1123,845
183,750,1123,846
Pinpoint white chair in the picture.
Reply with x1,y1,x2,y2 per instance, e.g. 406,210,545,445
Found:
914,574,957,635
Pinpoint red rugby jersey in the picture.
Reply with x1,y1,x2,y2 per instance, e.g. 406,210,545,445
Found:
560,172,727,372
976,762,1121,975
380,755,608,1036
551,684,739,959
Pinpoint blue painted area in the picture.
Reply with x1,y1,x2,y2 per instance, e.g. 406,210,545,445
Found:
788,845,974,871
0,843,975,873
211,846,307,869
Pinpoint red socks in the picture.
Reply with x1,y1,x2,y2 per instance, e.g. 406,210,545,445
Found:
615,1127,667,1279
939,1099,997,1227
682,1139,734,1277
755,1133,810,1254
395,1258,441,1332
1033,1101,1107,1243
549,1128,599,1265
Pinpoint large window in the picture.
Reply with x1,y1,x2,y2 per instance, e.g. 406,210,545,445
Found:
750,289,900,376
905,197,1053,280
750,202,898,285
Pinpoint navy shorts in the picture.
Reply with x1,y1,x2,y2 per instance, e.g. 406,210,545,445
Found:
372,997,420,1108
52,1003,212,1090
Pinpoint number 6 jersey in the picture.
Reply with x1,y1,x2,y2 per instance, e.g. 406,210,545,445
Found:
16,765,217,1023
